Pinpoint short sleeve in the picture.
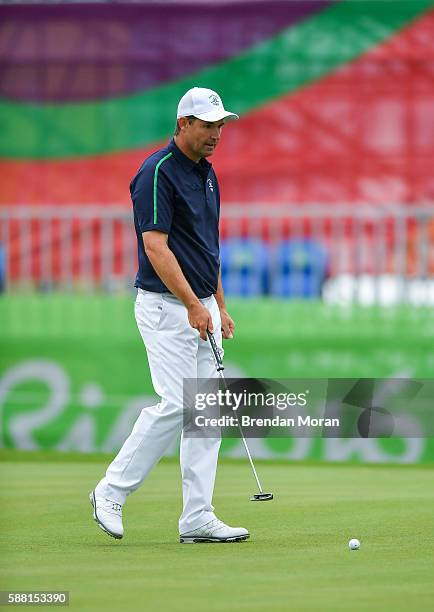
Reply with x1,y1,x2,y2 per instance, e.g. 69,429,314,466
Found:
131,157,174,234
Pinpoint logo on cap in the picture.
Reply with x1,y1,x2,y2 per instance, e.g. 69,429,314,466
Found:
209,94,220,107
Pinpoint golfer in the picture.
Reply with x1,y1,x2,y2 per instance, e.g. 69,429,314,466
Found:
90,87,249,543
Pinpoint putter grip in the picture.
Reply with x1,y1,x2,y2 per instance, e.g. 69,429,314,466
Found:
207,330,223,368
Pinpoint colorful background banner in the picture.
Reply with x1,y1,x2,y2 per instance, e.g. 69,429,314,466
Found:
1,0,434,205
1,2,433,463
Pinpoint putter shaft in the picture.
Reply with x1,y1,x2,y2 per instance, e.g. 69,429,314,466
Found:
207,330,269,497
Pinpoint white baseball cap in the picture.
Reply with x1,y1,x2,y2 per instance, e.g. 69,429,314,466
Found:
177,87,239,122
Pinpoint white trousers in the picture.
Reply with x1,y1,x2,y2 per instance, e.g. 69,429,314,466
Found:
95,289,222,534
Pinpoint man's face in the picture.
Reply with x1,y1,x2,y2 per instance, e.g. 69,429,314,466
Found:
180,117,225,160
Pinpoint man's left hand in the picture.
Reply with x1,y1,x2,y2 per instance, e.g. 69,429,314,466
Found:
220,309,235,339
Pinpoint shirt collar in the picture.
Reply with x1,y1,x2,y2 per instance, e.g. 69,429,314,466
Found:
168,139,212,174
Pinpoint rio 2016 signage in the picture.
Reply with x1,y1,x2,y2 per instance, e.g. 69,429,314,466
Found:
0,359,429,463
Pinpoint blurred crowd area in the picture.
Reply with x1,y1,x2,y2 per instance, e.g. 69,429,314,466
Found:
1,0,434,303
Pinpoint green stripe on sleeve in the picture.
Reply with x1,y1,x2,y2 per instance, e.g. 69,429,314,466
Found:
153,152,173,224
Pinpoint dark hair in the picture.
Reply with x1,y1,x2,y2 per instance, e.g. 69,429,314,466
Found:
174,115,196,136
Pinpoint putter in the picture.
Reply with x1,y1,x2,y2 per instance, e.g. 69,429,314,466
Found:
207,330,273,502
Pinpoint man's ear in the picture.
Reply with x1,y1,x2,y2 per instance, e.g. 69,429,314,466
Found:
178,117,189,131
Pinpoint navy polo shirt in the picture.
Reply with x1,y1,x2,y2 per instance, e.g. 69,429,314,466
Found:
130,139,220,299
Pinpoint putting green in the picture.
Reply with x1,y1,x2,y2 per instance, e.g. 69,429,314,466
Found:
1,451,433,611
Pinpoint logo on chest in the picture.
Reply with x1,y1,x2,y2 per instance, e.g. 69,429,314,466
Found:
207,178,214,192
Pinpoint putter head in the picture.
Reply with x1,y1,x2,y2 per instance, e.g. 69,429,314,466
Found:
250,492,273,501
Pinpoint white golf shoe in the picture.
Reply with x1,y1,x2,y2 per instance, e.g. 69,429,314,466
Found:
89,490,124,540
180,518,249,543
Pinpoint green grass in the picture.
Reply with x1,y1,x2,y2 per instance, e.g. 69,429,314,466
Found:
2,295,434,342
1,452,433,611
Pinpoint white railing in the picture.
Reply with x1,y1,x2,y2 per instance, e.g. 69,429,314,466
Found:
0,204,433,303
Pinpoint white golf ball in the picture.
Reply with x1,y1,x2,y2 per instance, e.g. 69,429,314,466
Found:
349,538,360,550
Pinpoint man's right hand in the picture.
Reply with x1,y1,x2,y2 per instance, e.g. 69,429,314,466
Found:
188,302,213,340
